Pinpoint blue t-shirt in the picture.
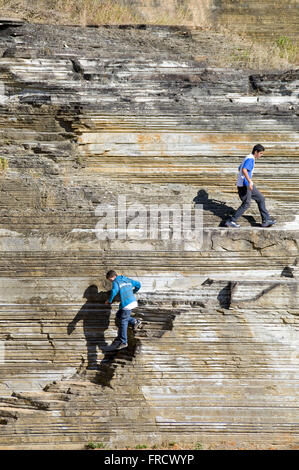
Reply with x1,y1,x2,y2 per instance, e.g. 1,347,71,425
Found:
237,155,255,187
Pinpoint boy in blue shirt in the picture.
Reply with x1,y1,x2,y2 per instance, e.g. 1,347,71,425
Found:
225,144,276,228
104,270,142,350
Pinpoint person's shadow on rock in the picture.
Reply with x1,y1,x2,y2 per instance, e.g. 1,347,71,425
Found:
193,189,259,226
67,285,111,370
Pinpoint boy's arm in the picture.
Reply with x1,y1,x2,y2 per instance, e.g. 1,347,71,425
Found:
130,279,141,294
107,281,119,304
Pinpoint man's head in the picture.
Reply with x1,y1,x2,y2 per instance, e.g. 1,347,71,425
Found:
106,270,117,282
252,144,265,158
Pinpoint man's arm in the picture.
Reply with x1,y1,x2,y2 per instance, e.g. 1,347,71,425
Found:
242,168,253,190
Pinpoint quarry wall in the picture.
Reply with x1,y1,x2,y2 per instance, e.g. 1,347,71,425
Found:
0,20,298,449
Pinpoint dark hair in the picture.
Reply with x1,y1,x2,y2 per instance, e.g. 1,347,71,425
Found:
106,270,117,279
252,144,265,154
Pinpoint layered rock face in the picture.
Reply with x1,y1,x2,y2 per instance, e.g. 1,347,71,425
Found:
0,22,298,449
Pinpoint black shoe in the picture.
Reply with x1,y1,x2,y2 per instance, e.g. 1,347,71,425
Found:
133,319,143,331
261,218,276,227
114,342,128,350
104,339,128,351
225,220,240,228
103,339,122,351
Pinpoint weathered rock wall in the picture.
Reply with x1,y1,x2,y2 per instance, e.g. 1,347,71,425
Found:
0,22,298,449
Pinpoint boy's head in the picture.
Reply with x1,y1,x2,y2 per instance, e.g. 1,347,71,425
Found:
106,270,117,282
252,144,265,158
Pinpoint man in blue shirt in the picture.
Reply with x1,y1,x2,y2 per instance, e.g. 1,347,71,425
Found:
104,270,142,350
225,144,276,228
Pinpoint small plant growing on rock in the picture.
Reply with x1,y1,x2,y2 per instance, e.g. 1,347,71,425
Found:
135,444,147,449
76,155,85,167
276,35,297,61
195,442,203,450
85,441,105,449
0,157,8,174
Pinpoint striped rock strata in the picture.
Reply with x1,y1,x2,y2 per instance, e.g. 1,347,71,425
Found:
0,23,298,449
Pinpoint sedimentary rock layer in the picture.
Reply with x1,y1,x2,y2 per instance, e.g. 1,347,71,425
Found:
0,22,298,449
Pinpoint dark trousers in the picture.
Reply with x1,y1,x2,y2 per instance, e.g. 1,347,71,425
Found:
232,185,270,222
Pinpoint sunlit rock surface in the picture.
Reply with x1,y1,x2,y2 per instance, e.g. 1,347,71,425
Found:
0,21,298,449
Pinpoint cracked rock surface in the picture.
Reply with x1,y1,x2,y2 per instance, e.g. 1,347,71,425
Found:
0,21,298,449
